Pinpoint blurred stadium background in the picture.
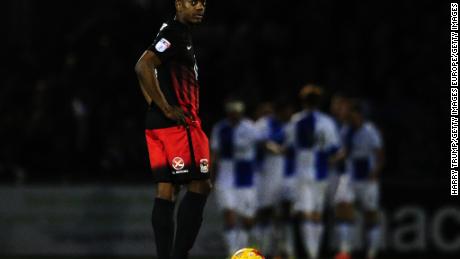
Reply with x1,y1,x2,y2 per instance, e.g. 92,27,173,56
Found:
0,0,456,258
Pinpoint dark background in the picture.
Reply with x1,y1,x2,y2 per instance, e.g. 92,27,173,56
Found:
0,0,457,257
1,0,450,184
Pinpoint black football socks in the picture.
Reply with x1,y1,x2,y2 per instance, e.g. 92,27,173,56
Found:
152,198,175,259
172,191,208,259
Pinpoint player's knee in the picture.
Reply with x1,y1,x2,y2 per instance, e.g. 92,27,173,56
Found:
294,210,304,220
300,211,312,221
280,201,293,221
156,183,176,201
365,210,379,225
224,210,237,227
311,212,322,222
336,202,354,220
188,179,213,195
242,217,255,230
257,207,273,224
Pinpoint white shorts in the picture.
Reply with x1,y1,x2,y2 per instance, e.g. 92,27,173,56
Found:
327,173,341,207
294,180,328,213
334,174,380,211
257,156,284,207
215,184,257,218
281,176,296,202
258,176,296,208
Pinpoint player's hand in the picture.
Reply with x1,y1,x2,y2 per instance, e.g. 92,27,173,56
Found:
369,171,379,182
163,105,187,125
265,141,283,154
329,149,346,166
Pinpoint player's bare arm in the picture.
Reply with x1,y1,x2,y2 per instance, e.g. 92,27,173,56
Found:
371,148,385,181
135,50,186,125
264,141,284,154
329,147,347,165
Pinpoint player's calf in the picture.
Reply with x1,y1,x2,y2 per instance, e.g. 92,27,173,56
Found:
364,210,381,259
172,190,208,259
300,211,324,259
279,201,295,257
334,202,355,258
152,183,176,259
254,206,276,254
223,210,239,256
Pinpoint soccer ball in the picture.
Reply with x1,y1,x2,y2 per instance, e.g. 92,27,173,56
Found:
231,248,265,259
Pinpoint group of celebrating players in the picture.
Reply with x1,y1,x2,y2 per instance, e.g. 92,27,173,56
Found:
211,85,385,259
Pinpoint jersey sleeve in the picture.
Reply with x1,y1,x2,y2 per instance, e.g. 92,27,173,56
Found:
369,124,383,149
148,25,181,64
255,118,270,141
322,118,341,152
284,121,295,147
252,120,266,143
234,121,259,149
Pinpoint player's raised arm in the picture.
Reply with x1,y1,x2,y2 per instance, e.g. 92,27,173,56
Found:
135,50,185,125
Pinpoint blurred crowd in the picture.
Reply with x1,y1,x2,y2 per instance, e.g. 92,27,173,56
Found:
0,0,447,183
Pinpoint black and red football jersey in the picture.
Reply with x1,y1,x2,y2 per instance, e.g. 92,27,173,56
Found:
145,19,200,129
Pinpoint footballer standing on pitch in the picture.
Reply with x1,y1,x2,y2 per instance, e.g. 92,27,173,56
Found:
135,1,211,259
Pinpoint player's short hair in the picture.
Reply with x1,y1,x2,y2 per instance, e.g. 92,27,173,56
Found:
225,100,245,114
299,84,322,108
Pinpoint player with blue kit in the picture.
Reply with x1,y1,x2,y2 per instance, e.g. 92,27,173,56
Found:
286,85,341,259
211,100,261,257
334,100,384,259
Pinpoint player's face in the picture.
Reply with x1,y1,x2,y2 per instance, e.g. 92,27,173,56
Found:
331,96,351,122
176,0,206,24
277,106,294,122
227,110,243,123
349,111,363,127
255,102,274,119
330,96,344,117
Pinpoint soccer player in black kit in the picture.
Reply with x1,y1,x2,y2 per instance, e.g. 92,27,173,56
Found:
135,1,211,259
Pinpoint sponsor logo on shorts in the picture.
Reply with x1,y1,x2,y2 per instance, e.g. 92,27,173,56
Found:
172,157,185,170
173,169,189,175
200,159,209,173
